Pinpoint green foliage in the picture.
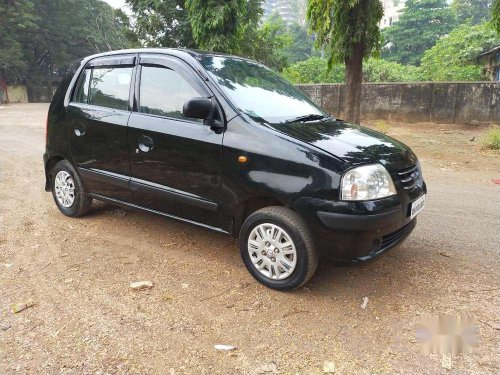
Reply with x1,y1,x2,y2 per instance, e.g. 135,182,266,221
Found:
22,0,131,84
114,9,141,48
374,120,390,134
126,0,195,48
0,0,37,81
244,14,318,71
307,0,384,122
282,57,420,84
286,22,500,84
481,126,500,149
0,0,132,84
282,57,345,83
0,0,314,86
382,0,457,66
125,1,310,71
283,23,317,64
307,0,384,68
362,59,420,82
493,0,500,33
451,0,492,25
420,23,500,81
185,0,262,53
242,12,292,71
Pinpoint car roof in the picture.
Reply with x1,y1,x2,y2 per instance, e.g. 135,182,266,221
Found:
83,48,258,67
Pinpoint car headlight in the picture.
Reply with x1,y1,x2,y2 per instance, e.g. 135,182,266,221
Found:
340,164,397,201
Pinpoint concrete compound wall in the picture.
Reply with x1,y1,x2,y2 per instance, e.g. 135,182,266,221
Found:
6,86,29,103
4,80,498,124
26,84,58,103
2,84,58,104
297,82,500,124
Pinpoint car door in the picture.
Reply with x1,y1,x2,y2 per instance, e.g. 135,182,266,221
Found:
66,55,135,202
128,54,227,230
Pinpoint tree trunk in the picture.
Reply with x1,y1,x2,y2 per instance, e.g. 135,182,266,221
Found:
344,42,364,124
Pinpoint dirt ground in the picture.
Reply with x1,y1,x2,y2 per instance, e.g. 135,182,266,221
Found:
0,103,499,375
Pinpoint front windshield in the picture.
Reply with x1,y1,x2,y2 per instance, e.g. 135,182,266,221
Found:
199,55,328,124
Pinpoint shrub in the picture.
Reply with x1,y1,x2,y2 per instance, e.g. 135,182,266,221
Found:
420,23,500,81
282,57,344,84
481,126,500,150
374,120,391,134
363,59,420,82
283,57,421,84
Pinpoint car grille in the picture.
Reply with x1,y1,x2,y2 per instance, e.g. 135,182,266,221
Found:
396,164,421,190
381,220,416,250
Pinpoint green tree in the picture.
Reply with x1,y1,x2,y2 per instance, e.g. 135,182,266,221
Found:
451,0,492,25
283,22,317,64
186,0,263,53
243,14,316,70
382,0,457,66
124,1,294,71
21,0,131,84
307,0,384,124
420,22,500,81
0,0,37,82
282,57,420,84
243,12,292,71
493,0,500,33
126,0,195,48
1,0,132,85
115,9,141,48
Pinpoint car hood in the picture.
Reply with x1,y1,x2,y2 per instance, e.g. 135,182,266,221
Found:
267,120,417,172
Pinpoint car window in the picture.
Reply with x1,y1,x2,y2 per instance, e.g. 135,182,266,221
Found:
73,69,91,104
88,67,133,111
139,66,204,122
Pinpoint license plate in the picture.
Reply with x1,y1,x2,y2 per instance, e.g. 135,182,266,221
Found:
410,194,426,219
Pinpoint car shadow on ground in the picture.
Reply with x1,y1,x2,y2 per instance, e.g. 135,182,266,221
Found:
80,200,425,302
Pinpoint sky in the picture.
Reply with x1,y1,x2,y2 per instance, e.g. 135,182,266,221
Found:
103,0,126,9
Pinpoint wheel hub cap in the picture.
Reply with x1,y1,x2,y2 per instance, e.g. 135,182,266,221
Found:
247,223,297,280
54,170,75,208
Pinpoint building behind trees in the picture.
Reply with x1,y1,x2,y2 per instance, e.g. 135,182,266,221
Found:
263,0,307,25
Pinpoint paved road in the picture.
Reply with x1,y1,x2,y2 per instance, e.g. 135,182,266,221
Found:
1,104,499,374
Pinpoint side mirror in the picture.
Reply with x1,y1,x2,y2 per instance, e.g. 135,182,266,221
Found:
183,97,224,129
183,97,212,120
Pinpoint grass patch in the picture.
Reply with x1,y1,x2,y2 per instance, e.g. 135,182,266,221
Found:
481,126,500,150
374,120,390,134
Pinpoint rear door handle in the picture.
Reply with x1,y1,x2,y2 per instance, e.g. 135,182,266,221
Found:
74,123,86,137
138,135,154,153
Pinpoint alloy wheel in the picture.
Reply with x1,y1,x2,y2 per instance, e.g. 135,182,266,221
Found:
54,170,75,208
247,223,297,280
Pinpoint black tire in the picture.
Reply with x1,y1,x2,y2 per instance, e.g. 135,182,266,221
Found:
51,160,92,217
239,206,319,291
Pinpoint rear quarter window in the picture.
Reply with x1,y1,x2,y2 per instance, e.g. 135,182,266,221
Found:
73,69,91,104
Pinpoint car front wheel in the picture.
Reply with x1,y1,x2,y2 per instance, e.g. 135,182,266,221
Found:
239,206,318,291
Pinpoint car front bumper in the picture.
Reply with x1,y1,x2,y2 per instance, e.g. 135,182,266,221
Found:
293,181,427,261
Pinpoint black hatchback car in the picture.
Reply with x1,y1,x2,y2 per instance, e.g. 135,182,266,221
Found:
44,49,426,290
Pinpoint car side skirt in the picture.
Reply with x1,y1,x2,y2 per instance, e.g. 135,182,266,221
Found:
88,193,230,235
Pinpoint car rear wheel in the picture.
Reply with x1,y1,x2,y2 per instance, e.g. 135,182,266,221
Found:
239,206,318,291
51,160,92,217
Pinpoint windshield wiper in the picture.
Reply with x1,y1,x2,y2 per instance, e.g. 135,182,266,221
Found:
285,114,332,123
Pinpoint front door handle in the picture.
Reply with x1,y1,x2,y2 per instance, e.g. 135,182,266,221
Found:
138,135,154,153
74,123,86,137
